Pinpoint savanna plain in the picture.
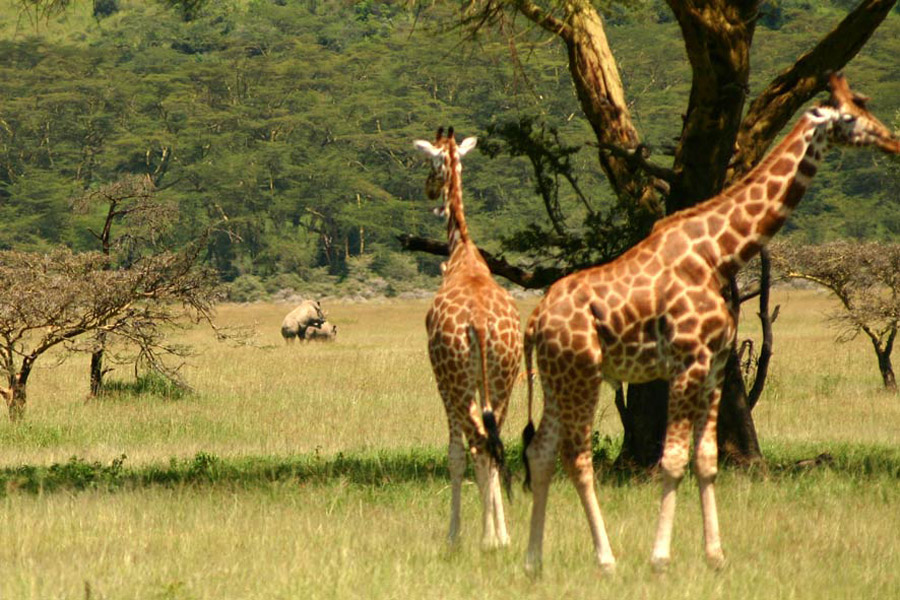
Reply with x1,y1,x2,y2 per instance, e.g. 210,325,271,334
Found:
1,290,898,600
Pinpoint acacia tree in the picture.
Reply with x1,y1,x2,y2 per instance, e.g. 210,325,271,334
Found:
0,245,219,421
772,240,899,393
70,176,179,396
402,0,898,465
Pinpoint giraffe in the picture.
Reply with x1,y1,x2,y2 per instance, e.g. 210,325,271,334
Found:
414,127,523,549
521,73,900,573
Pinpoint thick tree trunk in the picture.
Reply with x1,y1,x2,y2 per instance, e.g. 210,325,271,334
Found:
614,381,668,469
717,351,763,464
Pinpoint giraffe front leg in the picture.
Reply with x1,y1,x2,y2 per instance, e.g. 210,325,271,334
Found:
447,428,466,547
694,386,725,570
489,462,510,547
472,449,500,549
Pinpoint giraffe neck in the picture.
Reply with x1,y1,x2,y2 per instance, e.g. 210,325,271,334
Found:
708,107,833,279
443,142,471,256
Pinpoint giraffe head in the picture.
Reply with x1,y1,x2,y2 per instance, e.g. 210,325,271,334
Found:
413,127,478,213
820,73,900,154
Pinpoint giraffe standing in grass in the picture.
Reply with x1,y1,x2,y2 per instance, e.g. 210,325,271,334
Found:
521,74,900,573
414,127,522,549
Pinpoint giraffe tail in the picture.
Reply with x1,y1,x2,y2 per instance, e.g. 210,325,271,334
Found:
467,323,512,501
522,313,537,493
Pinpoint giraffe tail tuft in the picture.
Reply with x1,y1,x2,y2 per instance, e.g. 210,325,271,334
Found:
482,408,512,502
521,420,535,492
467,323,512,502
522,312,537,493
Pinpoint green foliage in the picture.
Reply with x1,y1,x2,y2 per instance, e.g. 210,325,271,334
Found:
225,273,267,302
98,371,189,400
91,0,117,19
0,0,897,289
2,441,899,499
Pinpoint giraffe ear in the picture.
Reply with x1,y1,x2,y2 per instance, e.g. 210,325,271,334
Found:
414,140,442,158
458,136,477,157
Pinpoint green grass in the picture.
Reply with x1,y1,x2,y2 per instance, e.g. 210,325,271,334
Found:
0,292,898,599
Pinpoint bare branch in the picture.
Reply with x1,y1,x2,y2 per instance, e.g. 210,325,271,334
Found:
397,234,561,289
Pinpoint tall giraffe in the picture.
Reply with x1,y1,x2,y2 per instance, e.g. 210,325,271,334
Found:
414,127,522,548
521,74,900,573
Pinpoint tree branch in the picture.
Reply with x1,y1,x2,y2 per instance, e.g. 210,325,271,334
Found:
397,234,561,289
589,141,676,185
732,0,898,178
511,0,571,38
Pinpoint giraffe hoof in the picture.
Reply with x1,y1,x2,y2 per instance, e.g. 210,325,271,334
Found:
598,560,616,576
650,555,670,574
524,555,543,579
706,551,726,571
481,538,503,552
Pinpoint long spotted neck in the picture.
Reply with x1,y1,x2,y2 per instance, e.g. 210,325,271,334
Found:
706,107,834,280
443,139,471,256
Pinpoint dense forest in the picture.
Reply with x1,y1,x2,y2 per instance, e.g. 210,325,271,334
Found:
1,0,898,298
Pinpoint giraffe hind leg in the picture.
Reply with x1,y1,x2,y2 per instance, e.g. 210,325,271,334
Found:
693,384,725,569
524,406,561,575
559,421,616,573
489,463,510,546
447,423,466,548
473,449,502,549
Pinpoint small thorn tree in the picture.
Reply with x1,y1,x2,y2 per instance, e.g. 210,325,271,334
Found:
771,240,900,393
0,243,219,421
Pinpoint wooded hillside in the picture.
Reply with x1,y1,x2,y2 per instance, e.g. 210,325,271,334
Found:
1,0,898,295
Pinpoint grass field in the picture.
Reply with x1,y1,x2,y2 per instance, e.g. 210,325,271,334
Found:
1,289,898,599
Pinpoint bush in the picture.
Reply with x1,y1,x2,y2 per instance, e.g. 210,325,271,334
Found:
92,0,118,19
226,274,267,302
264,272,306,295
98,371,188,400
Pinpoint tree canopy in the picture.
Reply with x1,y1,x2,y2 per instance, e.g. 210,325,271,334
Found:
1,0,898,294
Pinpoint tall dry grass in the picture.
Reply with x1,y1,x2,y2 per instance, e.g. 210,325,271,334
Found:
0,290,897,599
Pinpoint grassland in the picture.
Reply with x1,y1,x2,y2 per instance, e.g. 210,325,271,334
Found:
1,290,898,599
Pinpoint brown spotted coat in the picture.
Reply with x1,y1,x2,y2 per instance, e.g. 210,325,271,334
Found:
521,74,900,574
416,128,522,548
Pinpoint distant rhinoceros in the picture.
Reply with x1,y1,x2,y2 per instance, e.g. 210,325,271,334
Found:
304,321,338,342
281,300,326,343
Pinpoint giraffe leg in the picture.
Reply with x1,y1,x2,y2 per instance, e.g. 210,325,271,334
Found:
650,375,695,572
489,462,510,547
447,423,466,547
524,414,560,575
560,422,616,573
693,384,725,569
472,448,500,549
489,382,513,547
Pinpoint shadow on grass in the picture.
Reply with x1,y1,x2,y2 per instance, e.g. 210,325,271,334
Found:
2,441,898,497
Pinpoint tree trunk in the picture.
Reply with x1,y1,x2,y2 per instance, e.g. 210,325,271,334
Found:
6,368,30,422
614,381,668,469
876,347,897,393
717,351,762,464
90,349,104,397
7,384,26,422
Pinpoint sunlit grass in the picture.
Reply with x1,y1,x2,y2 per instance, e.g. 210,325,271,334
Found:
0,291,898,599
